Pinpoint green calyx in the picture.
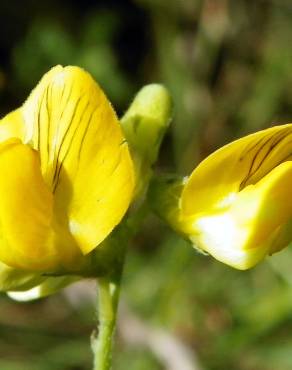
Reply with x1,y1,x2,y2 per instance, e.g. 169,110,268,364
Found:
148,174,186,232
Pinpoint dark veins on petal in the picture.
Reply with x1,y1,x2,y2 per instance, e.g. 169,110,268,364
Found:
239,127,292,189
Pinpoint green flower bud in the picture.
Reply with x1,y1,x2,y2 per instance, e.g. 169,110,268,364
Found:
121,84,173,195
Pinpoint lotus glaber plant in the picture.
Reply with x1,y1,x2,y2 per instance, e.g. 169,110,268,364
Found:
1,64,292,369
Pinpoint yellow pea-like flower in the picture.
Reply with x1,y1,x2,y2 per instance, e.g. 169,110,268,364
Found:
0,66,135,272
180,125,292,269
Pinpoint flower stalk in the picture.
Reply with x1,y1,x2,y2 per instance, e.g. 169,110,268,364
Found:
92,276,121,370
91,83,172,369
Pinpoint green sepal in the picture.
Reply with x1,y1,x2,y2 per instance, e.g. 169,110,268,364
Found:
8,276,79,301
148,174,186,231
0,262,45,292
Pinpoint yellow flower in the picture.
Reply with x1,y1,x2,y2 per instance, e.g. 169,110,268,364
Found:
0,65,135,272
180,124,292,269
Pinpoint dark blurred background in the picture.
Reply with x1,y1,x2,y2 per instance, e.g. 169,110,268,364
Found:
1,1,292,369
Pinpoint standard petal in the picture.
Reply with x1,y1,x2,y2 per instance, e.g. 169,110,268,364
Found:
21,66,135,254
0,139,57,270
182,124,292,216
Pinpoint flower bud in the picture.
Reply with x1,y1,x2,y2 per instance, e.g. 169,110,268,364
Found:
121,84,172,195
151,124,292,270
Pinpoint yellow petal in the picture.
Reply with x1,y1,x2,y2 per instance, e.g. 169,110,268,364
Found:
20,66,135,254
233,161,292,249
182,124,292,216
0,139,57,270
0,109,26,142
189,161,292,269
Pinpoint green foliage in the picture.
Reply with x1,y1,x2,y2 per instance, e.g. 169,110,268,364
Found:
11,11,134,106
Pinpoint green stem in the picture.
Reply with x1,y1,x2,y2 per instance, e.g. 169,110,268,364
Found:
89,77,171,369
92,276,121,370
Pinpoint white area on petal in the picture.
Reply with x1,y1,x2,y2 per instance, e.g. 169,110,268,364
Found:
8,286,42,301
191,213,268,270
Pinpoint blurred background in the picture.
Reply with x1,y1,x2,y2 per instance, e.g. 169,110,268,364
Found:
1,0,292,369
